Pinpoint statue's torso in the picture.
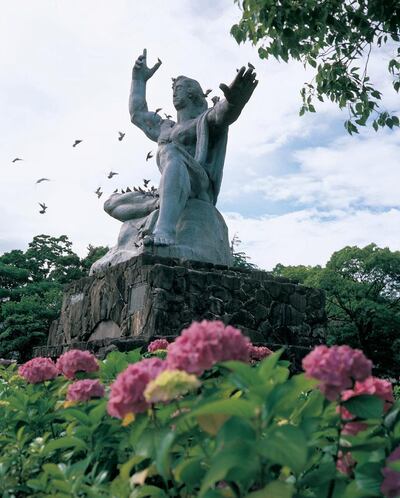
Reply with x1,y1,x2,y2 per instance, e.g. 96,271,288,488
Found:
158,119,197,158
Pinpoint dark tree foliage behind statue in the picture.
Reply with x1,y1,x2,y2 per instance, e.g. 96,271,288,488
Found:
273,244,400,376
230,233,258,269
232,0,400,133
0,236,108,360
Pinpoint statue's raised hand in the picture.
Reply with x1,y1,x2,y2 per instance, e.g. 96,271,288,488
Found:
219,65,258,107
132,49,162,81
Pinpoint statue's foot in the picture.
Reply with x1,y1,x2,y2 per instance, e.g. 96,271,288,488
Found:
143,231,175,246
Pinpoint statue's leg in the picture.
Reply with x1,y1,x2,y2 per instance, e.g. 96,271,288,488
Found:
149,156,190,246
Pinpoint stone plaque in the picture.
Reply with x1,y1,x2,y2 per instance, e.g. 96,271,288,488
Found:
129,284,148,314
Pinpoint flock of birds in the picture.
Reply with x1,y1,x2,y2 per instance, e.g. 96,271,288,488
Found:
11,130,159,214
11,85,227,215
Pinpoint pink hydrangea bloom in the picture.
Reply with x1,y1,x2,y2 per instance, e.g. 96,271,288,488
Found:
166,320,250,376
18,357,59,384
302,345,372,401
382,447,400,498
56,349,99,379
336,451,356,475
107,358,167,418
248,344,273,363
66,379,105,402
148,338,169,352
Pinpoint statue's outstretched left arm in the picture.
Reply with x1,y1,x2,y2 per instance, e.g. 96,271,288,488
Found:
209,65,258,127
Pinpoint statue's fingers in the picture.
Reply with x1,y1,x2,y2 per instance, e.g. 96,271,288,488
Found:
219,83,230,96
149,59,162,76
142,48,147,61
243,67,254,80
232,66,246,84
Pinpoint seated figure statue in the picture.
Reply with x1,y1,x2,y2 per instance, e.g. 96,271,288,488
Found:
90,49,257,275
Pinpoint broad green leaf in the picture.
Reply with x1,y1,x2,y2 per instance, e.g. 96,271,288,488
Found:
342,395,384,419
354,462,383,495
246,481,294,498
173,457,206,485
43,436,87,455
119,455,146,480
258,425,308,474
155,430,175,479
130,485,168,498
188,399,257,419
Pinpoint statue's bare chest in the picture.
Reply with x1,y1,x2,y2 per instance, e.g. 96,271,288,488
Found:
159,120,197,147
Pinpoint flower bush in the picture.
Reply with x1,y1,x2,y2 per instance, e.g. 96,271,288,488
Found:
1,320,400,497
56,349,99,379
18,357,59,383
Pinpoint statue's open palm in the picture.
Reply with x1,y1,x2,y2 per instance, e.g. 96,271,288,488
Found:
132,49,162,81
219,66,258,107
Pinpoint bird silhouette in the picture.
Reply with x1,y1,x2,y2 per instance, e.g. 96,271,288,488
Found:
146,151,154,161
204,89,212,97
154,108,162,115
36,178,50,184
164,113,172,119
95,187,103,198
38,202,48,214
107,171,118,179
248,62,255,70
143,179,150,187
121,188,125,194
72,140,82,147
118,132,125,141
126,186,132,192
211,96,220,106
113,188,118,193
12,157,23,163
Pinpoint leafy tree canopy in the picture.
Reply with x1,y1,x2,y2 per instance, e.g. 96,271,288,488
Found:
232,0,400,133
273,244,400,375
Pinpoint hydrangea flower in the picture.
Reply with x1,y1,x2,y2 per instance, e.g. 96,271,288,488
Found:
66,379,105,402
56,349,99,379
167,320,250,375
341,376,394,421
144,369,200,403
382,447,400,498
107,358,167,419
248,344,273,363
148,338,169,352
18,357,59,384
302,345,372,401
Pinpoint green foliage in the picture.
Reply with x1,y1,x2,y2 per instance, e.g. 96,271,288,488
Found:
230,233,257,270
231,0,400,133
273,244,400,376
1,349,399,497
0,236,109,360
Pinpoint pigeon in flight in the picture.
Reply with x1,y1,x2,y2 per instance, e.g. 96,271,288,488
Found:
95,187,103,198
211,96,220,106
146,151,154,161
118,132,125,141
12,158,23,163
204,89,212,97
107,171,118,179
38,202,48,214
72,140,82,147
164,113,172,119
36,178,50,184
143,179,150,187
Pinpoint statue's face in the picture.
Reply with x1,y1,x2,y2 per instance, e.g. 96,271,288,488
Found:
173,81,190,110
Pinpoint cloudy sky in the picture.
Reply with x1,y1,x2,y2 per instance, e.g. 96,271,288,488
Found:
1,0,399,270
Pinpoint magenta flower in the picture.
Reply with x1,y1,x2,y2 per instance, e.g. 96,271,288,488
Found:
107,358,167,418
67,379,105,402
302,345,372,401
248,344,273,363
18,357,59,384
336,451,356,475
341,376,394,421
56,349,99,379
167,320,251,376
382,447,400,498
148,338,169,352
342,421,369,436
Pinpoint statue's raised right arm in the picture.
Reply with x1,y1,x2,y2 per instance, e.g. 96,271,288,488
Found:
129,49,163,142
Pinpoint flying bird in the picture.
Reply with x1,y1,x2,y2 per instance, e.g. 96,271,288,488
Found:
107,171,118,179
164,113,172,119
12,157,23,163
36,178,50,184
211,96,220,106
118,132,125,141
154,108,162,115
72,140,82,147
95,187,103,198
143,179,150,187
38,202,47,214
146,151,153,161
204,88,212,97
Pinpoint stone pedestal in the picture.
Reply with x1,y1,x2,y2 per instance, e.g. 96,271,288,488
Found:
35,255,327,361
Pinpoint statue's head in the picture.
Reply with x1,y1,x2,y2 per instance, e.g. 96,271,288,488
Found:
172,76,208,114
